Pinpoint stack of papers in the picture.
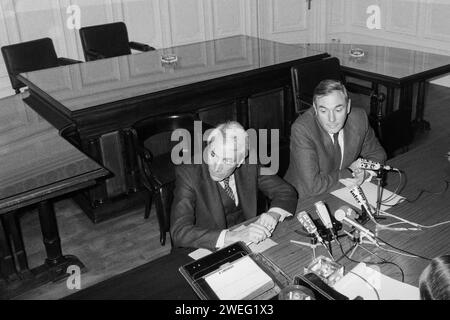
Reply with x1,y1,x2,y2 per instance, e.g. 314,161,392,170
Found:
204,255,275,300
332,263,420,300
332,181,404,211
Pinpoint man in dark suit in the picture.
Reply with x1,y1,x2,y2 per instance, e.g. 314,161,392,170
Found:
170,121,297,250
284,79,386,200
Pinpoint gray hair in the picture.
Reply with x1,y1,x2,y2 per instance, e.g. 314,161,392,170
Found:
206,121,249,161
313,79,349,106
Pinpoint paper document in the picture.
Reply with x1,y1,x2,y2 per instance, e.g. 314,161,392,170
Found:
232,225,278,253
332,181,404,212
204,255,274,300
333,263,419,300
188,248,212,260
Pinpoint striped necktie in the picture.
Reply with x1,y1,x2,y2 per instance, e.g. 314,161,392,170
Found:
333,132,342,169
222,177,235,202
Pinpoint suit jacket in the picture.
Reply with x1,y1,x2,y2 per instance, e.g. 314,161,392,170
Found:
284,107,386,200
170,162,297,250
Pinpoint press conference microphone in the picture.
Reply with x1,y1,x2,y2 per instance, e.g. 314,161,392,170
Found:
349,185,374,218
359,158,398,172
314,201,335,238
334,206,378,245
296,211,325,245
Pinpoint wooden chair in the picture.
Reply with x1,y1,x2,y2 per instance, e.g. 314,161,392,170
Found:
369,93,414,159
1,38,80,94
291,57,344,113
128,113,210,246
79,22,155,61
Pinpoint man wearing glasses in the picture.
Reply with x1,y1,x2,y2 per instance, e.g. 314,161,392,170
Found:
170,121,297,250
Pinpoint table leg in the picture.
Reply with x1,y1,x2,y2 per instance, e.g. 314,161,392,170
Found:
0,217,19,281
399,83,414,121
37,200,85,282
386,87,395,114
412,81,431,131
0,213,29,274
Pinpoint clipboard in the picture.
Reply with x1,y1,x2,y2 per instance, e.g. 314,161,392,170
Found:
179,242,291,300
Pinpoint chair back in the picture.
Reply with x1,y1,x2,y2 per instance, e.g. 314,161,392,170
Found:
370,109,413,159
1,38,59,92
291,57,343,113
79,22,131,61
132,113,204,156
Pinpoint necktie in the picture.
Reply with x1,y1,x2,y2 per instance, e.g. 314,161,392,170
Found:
333,132,342,169
222,177,235,202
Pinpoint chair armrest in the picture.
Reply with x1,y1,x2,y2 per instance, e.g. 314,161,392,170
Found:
135,143,153,163
85,49,106,61
57,57,82,66
129,41,155,52
135,144,164,191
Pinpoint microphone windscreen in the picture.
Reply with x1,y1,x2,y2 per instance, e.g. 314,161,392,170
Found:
334,208,346,221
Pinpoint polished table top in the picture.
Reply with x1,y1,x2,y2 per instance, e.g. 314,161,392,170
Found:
0,93,109,214
304,43,450,83
66,133,450,299
18,35,326,114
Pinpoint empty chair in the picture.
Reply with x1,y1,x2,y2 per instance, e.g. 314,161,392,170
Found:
1,37,80,94
291,57,344,113
128,113,211,246
369,93,413,158
79,22,155,61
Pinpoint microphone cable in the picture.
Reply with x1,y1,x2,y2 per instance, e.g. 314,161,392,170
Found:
376,208,450,230
347,270,381,300
402,179,449,204
380,169,404,205
336,238,405,283
376,237,431,261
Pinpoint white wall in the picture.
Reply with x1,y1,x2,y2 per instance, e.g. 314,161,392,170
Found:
325,0,450,86
1,0,450,98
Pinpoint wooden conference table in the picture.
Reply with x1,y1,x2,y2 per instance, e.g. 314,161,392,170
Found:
305,43,450,130
0,93,109,299
66,134,450,300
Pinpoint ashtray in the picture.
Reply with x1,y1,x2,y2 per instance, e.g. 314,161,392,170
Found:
349,48,365,58
161,53,178,65
304,256,344,286
278,285,315,300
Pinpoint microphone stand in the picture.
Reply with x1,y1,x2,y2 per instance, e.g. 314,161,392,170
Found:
290,234,335,261
374,169,387,221
337,230,377,261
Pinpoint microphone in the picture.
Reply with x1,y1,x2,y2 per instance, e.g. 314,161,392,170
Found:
296,211,325,245
334,206,378,245
314,201,335,238
359,158,397,172
349,185,374,219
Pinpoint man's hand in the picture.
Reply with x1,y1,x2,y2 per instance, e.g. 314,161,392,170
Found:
349,158,362,172
344,158,369,188
256,211,281,232
352,168,369,185
225,223,272,245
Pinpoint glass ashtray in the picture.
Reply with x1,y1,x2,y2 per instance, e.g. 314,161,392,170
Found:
304,256,344,286
349,48,365,58
161,53,178,65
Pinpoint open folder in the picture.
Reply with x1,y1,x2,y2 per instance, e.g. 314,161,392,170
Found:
204,255,275,300
179,242,291,300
